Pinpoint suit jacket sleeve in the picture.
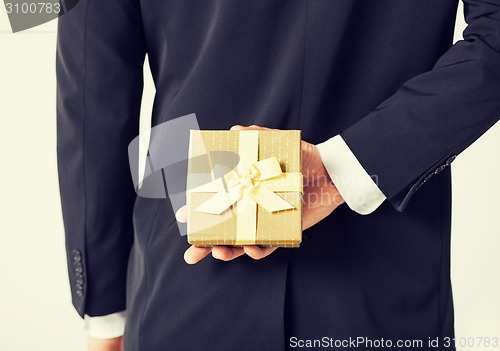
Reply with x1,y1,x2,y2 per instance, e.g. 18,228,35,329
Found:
56,0,146,317
341,0,500,212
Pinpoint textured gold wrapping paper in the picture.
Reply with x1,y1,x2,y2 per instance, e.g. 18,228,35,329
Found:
186,130,302,247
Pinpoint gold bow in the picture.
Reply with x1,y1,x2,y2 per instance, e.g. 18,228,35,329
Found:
195,156,301,215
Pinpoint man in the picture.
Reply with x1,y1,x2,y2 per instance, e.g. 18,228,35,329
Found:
56,0,500,350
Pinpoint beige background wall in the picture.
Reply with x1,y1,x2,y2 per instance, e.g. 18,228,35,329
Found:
0,2,499,350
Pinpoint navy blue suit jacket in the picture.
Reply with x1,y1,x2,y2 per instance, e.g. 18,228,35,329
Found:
56,1,499,350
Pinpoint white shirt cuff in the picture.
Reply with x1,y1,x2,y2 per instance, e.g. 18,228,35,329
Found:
84,311,126,339
316,135,386,215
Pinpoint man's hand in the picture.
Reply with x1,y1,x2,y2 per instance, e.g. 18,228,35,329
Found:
177,125,344,264
87,336,123,351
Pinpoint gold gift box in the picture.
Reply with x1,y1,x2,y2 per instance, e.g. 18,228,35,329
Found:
186,129,302,247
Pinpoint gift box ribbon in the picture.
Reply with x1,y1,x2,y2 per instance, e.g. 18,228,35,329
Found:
189,130,302,244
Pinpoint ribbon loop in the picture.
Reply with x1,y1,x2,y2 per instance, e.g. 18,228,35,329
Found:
195,156,299,215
